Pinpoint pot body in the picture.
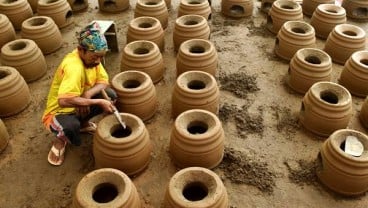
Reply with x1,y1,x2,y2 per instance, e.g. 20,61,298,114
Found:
0,14,16,50
134,0,168,29
360,97,368,129
0,119,9,153
302,0,334,16
98,0,129,13
0,0,33,30
178,0,211,20
267,0,303,34
342,0,368,21
221,0,253,18
37,0,73,28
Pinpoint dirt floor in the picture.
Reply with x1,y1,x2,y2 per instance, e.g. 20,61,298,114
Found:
1,0,368,207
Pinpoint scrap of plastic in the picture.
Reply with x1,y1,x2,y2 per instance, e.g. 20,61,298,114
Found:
344,135,364,157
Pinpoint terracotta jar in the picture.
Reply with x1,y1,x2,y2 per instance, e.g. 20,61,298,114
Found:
37,0,73,29
275,21,316,61
260,0,276,14
176,39,218,77
342,0,368,22
0,0,33,30
0,14,16,50
267,0,303,34
360,97,368,129
221,0,253,18
68,0,88,12
0,66,30,117
172,70,219,118
126,16,165,52
98,0,129,13
317,129,368,196
1,39,47,83
310,4,347,40
120,40,164,84
173,14,210,52
111,70,158,122
0,119,9,153
93,113,152,176
324,24,366,65
164,167,228,208
287,48,332,94
299,81,352,137
21,16,63,55
302,0,334,16
178,0,211,20
170,109,224,169
134,0,168,29
73,168,142,208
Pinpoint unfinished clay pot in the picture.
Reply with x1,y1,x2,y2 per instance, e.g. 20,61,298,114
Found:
1,39,47,83
0,66,30,117
178,0,211,20
134,0,168,29
360,97,368,129
0,14,16,50
324,24,366,65
120,40,164,84
93,113,152,176
310,4,347,40
98,0,129,13
302,0,334,17
0,0,33,30
127,16,164,52
0,119,9,153
267,0,303,34
68,0,88,12
221,0,253,18
176,39,218,77
275,21,316,61
342,0,368,22
37,0,73,29
317,129,368,196
288,48,332,94
164,167,228,208
21,16,63,55
170,109,224,169
73,168,142,208
173,14,210,52
111,70,158,122
299,81,352,137
260,0,276,14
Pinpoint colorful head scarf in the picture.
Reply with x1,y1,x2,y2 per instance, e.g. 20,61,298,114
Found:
78,22,108,52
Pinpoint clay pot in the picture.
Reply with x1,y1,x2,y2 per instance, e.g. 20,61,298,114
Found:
178,0,211,20
302,0,334,17
287,48,332,94
275,21,316,61
93,113,152,176
127,16,165,52
172,70,219,118
68,0,88,12
120,40,164,84
21,16,63,55
111,70,158,122
170,109,224,169
317,129,368,196
0,14,16,50
0,0,33,30
310,4,347,40
164,167,228,208
176,39,218,77
324,24,366,65
299,81,352,137
360,97,368,129
134,0,168,29
267,0,303,34
98,0,129,13
342,0,368,22
73,168,141,208
0,66,30,117
37,0,73,29
221,0,253,18
260,0,276,14
0,119,9,153
28,0,38,12
1,39,47,83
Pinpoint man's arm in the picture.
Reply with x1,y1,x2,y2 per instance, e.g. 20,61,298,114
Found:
81,83,108,99
58,96,113,113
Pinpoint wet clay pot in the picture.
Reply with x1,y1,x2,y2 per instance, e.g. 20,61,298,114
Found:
164,167,228,208
93,113,152,176
360,97,368,129
127,16,164,52
172,70,219,118
0,14,16,50
324,24,366,65
68,0,88,12
275,21,316,61
173,14,210,52
98,0,129,13
221,0,253,18
342,0,368,22
0,119,9,153
37,0,73,29
0,66,30,117
134,0,168,29
310,4,347,40
120,40,164,84
111,70,158,122
176,39,218,77
299,81,352,137
178,0,211,20
73,168,142,208
0,0,33,30
287,48,332,94
261,0,276,14
170,109,224,169
302,0,334,17
1,39,47,83
267,0,303,34
317,129,368,196
21,16,63,55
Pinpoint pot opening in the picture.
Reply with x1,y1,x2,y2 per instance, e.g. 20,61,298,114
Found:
123,79,141,88
352,7,368,18
320,90,338,104
360,59,368,66
342,30,357,36
10,42,27,51
188,0,200,4
30,18,47,26
305,55,321,64
189,45,205,53
230,5,245,15
182,182,208,201
187,80,206,90
66,10,73,19
184,20,198,25
187,121,208,134
112,125,132,138
104,0,117,7
145,1,157,5
134,47,150,54
291,27,306,34
281,4,294,10
0,70,10,79
139,22,153,28
325,9,337,14
92,183,118,203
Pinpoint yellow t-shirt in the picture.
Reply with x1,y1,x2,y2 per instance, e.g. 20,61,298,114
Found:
42,49,109,129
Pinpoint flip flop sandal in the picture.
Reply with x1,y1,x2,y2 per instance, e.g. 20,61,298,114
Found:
47,141,66,166
80,121,97,134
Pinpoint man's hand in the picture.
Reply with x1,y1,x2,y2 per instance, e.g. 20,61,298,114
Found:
99,99,114,113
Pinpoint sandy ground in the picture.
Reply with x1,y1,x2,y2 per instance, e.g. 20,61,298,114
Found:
1,0,368,207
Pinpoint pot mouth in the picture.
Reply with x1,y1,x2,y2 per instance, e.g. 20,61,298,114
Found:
318,4,346,15
25,16,49,27
176,14,206,27
131,16,159,29
334,24,366,39
0,67,11,80
177,70,215,91
274,0,300,11
284,21,314,35
175,109,219,136
180,39,213,55
297,48,331,66
181,0,207,6
112,70,151,91
310,82,351,106
125,40,156,56
138,0,164,7
351,51,368,69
